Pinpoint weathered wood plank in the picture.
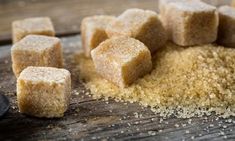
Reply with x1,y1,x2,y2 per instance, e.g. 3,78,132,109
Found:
0,35,235,141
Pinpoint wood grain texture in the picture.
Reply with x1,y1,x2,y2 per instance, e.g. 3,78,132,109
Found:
0,35,235,141
0,0,231,44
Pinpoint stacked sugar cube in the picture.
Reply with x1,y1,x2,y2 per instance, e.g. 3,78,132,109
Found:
82,9,166,88
11,17,71,118
106,9,167,53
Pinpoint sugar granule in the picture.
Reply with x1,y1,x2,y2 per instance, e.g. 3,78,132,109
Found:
76,42,235,118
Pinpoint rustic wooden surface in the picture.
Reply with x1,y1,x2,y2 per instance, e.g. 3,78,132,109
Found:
0,35,235,141
0,0,235,140
0,0,231,44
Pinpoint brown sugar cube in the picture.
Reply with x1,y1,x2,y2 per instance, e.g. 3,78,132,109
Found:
17,67,71,118
11,35,63,77
217,6,235,47
12,17,55,43
91,36,152,88
163,1,218,46
159,0,200,38
106,8,167,53
81,15,116,57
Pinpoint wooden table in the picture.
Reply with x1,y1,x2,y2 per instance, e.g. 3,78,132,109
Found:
0,0,234,140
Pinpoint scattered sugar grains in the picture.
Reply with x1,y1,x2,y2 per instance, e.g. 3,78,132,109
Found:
76,42,235,118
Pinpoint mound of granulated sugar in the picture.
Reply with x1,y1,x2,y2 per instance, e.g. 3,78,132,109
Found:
76,42,235,118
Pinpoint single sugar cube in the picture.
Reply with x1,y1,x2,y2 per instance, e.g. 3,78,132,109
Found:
106,8,167,53
91,36,152,88
159,0,200,38
81,15,115,57
217,6,235,47
163,1,218,46
11,35,63,77
12,17,55,43
17,67,71,118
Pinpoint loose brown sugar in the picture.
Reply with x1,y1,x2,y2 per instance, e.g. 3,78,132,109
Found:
76,42,235,118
